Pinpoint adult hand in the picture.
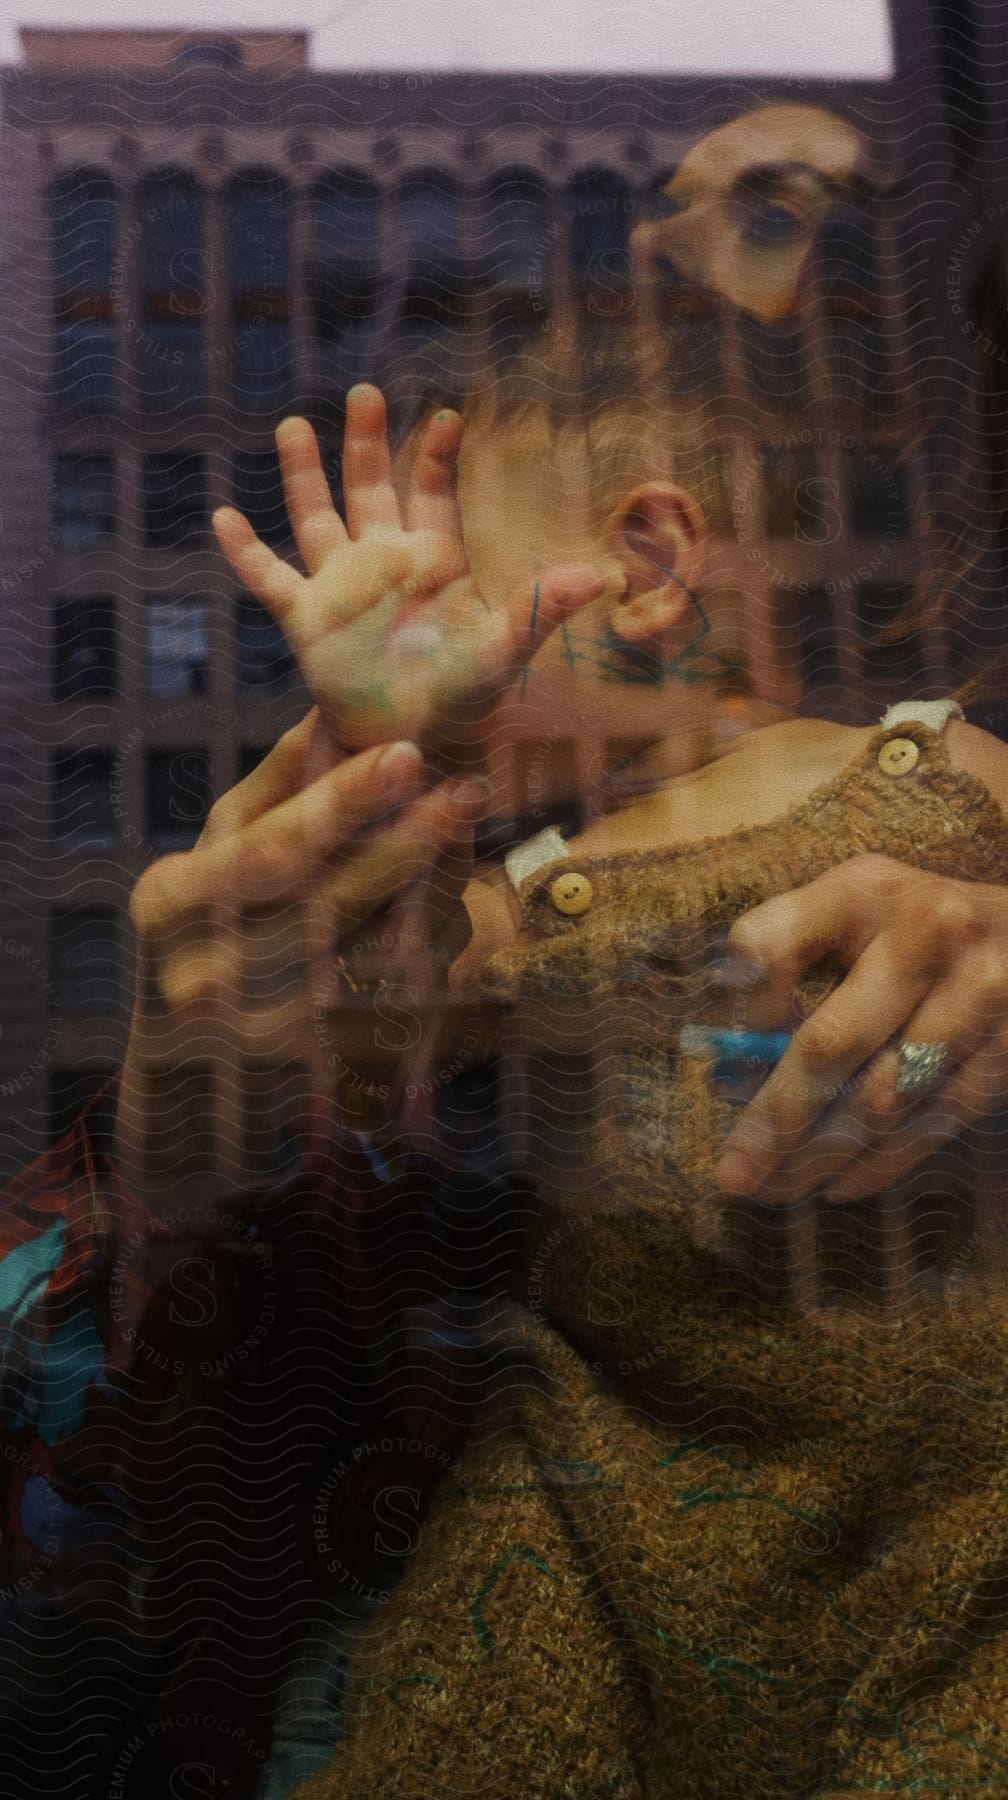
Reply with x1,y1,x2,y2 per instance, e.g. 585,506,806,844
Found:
212,384,607,759
712,853,1008,1202
117,711,486,1196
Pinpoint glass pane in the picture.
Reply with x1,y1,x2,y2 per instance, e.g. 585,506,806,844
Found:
52,319,116,413
145,748,214,849
398,173,464,268
143,454,206,548
51,749,116,848
145,598,209,698
311,171,379,270
54,454,115,550
50,906,119,1011
50,170,116,296
232,451,292,547
235,596,297,693
53,597,117,700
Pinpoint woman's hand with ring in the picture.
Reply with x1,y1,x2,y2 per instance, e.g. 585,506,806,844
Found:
712,853,1008,1202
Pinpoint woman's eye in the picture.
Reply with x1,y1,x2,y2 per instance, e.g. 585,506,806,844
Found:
734,198,807,248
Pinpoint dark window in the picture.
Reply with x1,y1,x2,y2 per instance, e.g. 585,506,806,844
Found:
145,748,214,850
226,171,291,411
50,169,116,413
145,597,209,698
844,448,907,537
138,171,206,411
50,906,119,1012
232,450,291,547
310,171,381,390
54,453,115,550
52,749,116,848
740,317,810,406
775,586,841,700
396,172,473,390
857,583,924,688
482,170,550,368
143,453,206,548
566,170,634,319
235,595,297,693
827,316,894,411
52,597,117,700
759,447,837,542
399,171,464,272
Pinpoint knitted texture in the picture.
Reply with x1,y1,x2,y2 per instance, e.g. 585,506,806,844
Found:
295,721,1008,1799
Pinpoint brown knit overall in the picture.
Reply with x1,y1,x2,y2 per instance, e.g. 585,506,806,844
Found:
296,707,1008,1800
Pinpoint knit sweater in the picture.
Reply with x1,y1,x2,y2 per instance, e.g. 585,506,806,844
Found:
295,705,1008,1800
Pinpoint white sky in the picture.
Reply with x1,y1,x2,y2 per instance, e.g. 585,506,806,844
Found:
0,0,895,78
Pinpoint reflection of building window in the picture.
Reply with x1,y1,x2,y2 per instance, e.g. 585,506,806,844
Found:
50,169,117,413
396,172,472,384
827,315,894,411
774,586,840,700
52,597,117,700
310,171,381,391
54,453,116,550
50,906,119,1012
844,448,907,537
482,169,550,367
566,170,633,317
235,596,297,693
857,583,923,688
175,38,243,70
143,453,206,547
232,450,291,547
145,597,209,698
138,171,206,412
740,316,809,406
52,749,116,848
226,171,291,411
145,747,213,850
759,446,831,539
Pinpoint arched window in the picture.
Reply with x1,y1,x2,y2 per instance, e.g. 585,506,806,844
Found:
565,169,634,317
394,171,475,403
226,170,291,412
397,171,464,272
138,170,205,411
175,39,243,71
310,171,381,391
479,168,550,368
50,169,117,413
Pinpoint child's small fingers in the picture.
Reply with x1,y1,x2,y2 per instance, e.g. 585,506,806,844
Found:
501,565,608,667
212,506,304,624
276,417,348,573
341,383,401,537
404,408,465,539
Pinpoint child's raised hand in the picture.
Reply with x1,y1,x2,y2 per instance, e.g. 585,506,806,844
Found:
212,385,606,757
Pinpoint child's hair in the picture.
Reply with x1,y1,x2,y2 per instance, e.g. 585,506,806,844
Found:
392,312,1008,717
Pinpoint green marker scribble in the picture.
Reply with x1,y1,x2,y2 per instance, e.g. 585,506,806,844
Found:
471,1543,557,1653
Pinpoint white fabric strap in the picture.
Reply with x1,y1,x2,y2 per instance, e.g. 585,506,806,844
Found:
879,698,964,733
504,825,568,892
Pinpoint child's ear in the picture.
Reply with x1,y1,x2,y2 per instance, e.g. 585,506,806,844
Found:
607,483,708,645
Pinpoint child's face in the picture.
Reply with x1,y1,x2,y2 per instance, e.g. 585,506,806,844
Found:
456,421,719,746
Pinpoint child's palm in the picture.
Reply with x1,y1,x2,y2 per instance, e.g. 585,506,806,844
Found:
213,387,603,753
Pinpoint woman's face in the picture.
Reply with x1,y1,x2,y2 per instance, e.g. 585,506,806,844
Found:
630,102,867,320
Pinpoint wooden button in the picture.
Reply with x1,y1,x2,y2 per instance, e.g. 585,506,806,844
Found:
549,872,593,916
877,737,920,777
